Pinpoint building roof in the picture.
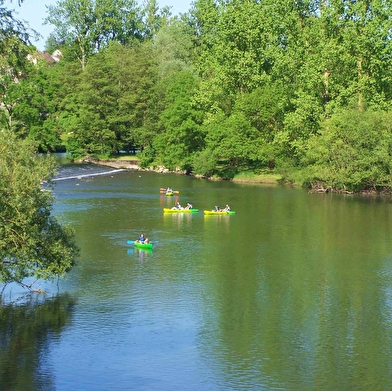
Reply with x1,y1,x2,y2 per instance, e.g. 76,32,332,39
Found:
37,52,57,63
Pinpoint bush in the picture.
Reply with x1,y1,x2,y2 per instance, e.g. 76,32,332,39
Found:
300,108,392,192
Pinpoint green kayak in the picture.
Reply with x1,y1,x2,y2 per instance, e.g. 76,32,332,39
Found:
127,240,153,249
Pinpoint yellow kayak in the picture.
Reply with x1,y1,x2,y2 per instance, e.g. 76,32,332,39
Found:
163,208,199,213
204,210,235,215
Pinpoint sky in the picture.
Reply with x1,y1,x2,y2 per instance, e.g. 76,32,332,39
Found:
6,0,193,51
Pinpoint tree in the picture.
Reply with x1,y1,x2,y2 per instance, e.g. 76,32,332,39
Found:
154,71,204,171
60,42,158,158
204,109,260,171
153,20,194,78
114,42,158,152
65,45,120,158
141,0,171,40
0,1,35,130
300,108,392,192
45,0,143,69
0,0,33,50
3,59,62,152
0,129,78,290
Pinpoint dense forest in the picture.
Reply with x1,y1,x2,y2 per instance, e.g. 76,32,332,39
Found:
1,0,392,193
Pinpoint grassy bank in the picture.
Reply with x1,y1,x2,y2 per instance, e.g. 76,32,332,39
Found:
93,155,290,185
232,171,283,184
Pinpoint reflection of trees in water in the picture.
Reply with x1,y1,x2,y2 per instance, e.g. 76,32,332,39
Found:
127,248,152,262
0,294,76,391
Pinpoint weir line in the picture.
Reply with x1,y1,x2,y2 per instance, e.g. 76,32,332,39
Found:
53,169,125,181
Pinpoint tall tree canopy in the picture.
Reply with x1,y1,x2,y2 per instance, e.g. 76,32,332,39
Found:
45,0,143,69
2,0,392,192
0,129,78,289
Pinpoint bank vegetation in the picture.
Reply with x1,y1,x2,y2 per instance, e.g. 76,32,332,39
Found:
1,0,392,194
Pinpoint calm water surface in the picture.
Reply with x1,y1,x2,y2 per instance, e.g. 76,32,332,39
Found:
2,165,392,390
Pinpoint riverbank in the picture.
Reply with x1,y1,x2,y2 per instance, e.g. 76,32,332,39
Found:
80,157,391,194
81,157,140,170
84,157,285,185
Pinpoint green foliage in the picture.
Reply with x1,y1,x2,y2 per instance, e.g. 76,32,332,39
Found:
154,71,204,170
0,9,32,133
45,0,144,68
10,61,62,151
138,145,155,168
2,0,392,191
142,0,172,40
192,148,217,177
205,110,259,167
114,42,158,150
0,1,33,58
0,129,78,286
153,20,194,78
300,108,392,192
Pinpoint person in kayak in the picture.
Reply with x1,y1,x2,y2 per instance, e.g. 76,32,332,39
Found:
223,204,231,212
166,187,173,192
185,202,193,210
137,233,149,243
171,201,183,210
213,205,220,212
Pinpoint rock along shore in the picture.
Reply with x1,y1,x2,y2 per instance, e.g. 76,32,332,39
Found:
80,157,184,174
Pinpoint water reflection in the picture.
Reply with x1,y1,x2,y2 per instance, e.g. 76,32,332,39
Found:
163,211,197,228
159,194,179,208
8,168,392,390
127,248,153,262
0,294,76,391
203,214,233,231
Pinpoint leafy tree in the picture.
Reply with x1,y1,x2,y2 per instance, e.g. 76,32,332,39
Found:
192,148,217,177
0,2,34,130
45,0,143,69
0,1,59,150
0,0,33,52
154,20,194,78
300,108,392,192
318,0,392,110
114,42,158,152
204,109,260,171
236,83,289,166
67,46,120,157
154,71,204,171
47,57,85,156
58,42,158,158
141,0,171,40
0,129,78,289
6,60,62,151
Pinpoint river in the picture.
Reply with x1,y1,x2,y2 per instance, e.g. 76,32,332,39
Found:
1,163,392,390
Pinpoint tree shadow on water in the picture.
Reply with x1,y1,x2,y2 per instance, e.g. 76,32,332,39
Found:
0,293,76,391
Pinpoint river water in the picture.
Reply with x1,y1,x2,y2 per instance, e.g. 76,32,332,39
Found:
1,163,392,390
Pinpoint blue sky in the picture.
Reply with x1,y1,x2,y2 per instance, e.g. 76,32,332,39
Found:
6,0,193,51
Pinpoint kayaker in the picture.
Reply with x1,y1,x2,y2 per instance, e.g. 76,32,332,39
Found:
223,204,231,211
171,201,183,210
213,205,220,212
166,187,173,192
185,202,193,210
137,233,148,243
